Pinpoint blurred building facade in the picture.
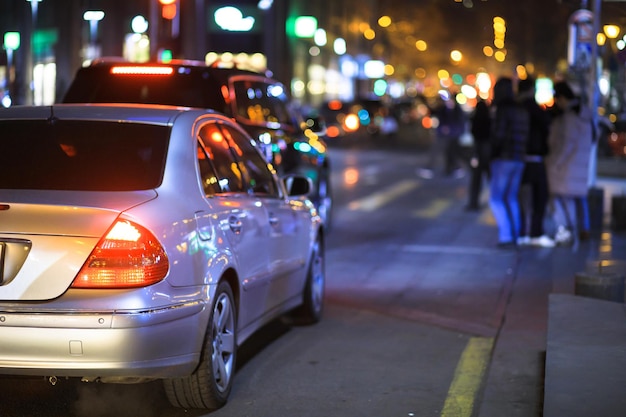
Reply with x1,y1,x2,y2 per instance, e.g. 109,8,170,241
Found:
0,0,623,111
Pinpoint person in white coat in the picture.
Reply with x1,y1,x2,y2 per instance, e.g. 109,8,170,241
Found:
545,81,593,245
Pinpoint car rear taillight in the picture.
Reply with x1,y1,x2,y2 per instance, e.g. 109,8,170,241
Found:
72,220,169,289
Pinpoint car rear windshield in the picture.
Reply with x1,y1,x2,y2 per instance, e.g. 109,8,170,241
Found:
0,120,169,191
62,66,226,112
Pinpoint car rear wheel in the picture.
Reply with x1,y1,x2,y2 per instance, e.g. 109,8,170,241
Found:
291,235,325,324
164,281,237,410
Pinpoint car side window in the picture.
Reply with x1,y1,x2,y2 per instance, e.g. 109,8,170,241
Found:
196,142,221,196
197,123,245,193
219,125,280,198
232,79,292,126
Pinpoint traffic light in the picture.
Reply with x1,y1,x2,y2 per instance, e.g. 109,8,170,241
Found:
286,16,317,38
158,0,177,20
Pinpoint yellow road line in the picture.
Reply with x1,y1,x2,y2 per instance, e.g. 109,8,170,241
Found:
441,337,494,417
347,179,420,212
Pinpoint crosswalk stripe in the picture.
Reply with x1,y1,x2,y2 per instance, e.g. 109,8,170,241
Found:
347,179,420,212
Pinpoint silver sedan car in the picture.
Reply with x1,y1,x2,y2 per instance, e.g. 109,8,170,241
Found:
0,104,325,411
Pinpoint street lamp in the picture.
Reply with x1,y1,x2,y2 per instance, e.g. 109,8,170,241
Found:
24,0,42,105
3,31,20,107
603,24,620,41
83,10,104,61
450,50,463,64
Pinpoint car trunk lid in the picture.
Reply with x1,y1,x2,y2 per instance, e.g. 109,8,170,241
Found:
0,191,156,301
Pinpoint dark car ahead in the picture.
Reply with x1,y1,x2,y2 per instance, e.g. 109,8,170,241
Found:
62,59,333,227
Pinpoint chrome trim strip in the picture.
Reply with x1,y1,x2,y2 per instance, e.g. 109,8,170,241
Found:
0,300,206,329
0,242,5,284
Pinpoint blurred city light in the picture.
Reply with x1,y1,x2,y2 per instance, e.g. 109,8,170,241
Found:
214,6,255,31
4,32,20,50
378,16,391,28
333,38,346,55
373,79,387,96
363,28,375,40
257,0,273,10
314,28,327,46
364,60,385,78
158,0,177,20
535,77,554,106
83,10,104,22
131,15,148,34
604,24,620,39
293,16,317,38
475,72,492,96
461,84,477,99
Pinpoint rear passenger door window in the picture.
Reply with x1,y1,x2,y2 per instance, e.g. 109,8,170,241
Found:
218,125,280,198
197,123,245,193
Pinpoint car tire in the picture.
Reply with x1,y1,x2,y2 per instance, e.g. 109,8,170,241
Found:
164,281,237,410
291,235,325,324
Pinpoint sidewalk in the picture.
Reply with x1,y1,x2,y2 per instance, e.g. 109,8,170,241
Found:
541,174,626,417
477,172,626,417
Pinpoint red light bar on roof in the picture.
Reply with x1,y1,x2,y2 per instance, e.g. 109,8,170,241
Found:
110,66,174,75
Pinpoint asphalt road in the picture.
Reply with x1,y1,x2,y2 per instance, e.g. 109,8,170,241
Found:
0,142,552,417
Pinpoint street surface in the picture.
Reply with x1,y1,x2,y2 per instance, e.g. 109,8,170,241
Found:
0,135,613,417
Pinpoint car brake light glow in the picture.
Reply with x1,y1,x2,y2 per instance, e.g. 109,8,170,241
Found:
344,113,360,132
72,220,169,289
110,66,174,76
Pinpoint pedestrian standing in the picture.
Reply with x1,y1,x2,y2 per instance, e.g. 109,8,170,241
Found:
516,77,555,247
545,80,593,245
466,98,491,210
488,77,529,248
420,93,466,178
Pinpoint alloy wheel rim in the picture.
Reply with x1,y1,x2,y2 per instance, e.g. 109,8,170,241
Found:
211,292,235,393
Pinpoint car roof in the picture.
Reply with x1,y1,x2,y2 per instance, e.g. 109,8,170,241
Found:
0,103,225,125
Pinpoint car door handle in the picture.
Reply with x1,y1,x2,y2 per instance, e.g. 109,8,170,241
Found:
268,213,279,226
228,215,243,234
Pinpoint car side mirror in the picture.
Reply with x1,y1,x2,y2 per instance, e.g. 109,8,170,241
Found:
283,175,312,197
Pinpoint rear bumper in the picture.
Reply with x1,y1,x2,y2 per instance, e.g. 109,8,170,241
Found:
0,301,208,381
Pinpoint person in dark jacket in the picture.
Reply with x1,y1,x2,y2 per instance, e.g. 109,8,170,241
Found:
517,77,555,247
466,98,491,210
489,76,529,248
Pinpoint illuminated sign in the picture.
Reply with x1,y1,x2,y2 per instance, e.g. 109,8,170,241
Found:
214,6,255,32
207,5,261,34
